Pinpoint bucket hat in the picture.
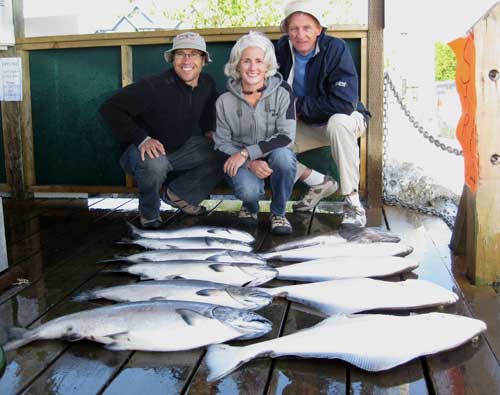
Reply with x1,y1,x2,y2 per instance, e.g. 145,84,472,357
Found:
164,32,212,63
280,0,327,32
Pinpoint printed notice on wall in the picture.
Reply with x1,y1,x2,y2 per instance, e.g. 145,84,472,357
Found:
0,0,15,47
0,57,22,101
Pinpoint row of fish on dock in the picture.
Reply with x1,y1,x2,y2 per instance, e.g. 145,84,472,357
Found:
2,222,486,382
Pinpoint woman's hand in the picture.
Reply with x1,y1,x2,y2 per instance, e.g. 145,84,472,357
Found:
223,152,247,177
248,160,273,179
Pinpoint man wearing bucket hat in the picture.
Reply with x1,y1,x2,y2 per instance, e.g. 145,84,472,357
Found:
276,0,371,227
100,32,221,228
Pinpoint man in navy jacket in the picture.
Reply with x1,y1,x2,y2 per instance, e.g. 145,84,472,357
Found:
276,0,370,227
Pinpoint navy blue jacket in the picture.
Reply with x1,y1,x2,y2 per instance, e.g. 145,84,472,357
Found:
276,31,370,125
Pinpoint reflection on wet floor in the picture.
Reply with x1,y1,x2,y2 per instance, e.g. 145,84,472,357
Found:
0,199,498,394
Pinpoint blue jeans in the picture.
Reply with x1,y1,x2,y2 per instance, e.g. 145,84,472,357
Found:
226,148,296,216
120,136,222,220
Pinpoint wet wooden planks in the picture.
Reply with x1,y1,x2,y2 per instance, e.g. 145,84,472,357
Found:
0,199,498,394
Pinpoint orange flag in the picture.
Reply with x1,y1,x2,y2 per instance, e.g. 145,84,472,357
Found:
448,33,478,193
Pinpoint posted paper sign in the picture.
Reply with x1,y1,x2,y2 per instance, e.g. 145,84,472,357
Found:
0,57,22,101
0,0,15,47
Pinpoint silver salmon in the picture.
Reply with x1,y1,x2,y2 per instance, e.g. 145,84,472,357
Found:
4,300,272,352
117,237,253,252
100,249,266,264
205,312,486,381
104,262,277,287
127,222,255,244
73,279,273,310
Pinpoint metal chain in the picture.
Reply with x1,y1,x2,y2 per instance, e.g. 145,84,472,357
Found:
382,73,457,229
384,73,463,156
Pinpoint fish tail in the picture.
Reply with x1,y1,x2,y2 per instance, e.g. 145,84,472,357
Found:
206,344,256,382
3,327,35,351
115,238,134,245
126,221,141,237
97,256,129,264
71,290,95,302
100,268,125,274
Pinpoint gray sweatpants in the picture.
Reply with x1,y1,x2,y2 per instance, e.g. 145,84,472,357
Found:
294,111,366,196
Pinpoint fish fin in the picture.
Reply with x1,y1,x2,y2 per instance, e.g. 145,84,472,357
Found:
3,327,35,351
63,333,84,342
104,342,129,351
208,264,227,272
149,296,168,301
196,288,220,297
176,308,210,326
205,344,255,382
107,331,130,341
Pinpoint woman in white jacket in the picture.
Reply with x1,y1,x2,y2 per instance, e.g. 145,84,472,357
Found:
214,31,296,235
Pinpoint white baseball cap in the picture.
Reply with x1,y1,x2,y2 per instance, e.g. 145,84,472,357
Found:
164,32,212,63
280,0,327,32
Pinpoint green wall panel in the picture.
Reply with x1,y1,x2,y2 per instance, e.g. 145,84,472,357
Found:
0,110,5,184
30,47,123,185
133,38,361,94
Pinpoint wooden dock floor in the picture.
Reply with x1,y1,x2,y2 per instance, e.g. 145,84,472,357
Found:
0,198,499,394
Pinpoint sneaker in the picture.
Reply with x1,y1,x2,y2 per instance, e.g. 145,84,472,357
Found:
292,176,339,212
238,206,258,227
161,187,207,216
270,214,293,235
342,200,367,227
139,215,163,229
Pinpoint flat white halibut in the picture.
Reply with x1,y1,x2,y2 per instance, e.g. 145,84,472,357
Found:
127,222,255,244
73,279,273,310
268,225,401,252
276,256,419,281
206,312,486,381
101,249,266,264
4,300,272,352
261,242,413,262
106,262,277,287
259,278,458,315
117,237,253,252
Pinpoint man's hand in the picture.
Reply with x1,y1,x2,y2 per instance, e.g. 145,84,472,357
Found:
223,152,247,177
140,138,165,161
205,131,215,140
248,160,273,179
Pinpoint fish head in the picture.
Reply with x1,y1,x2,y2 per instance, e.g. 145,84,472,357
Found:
224,287,273,310
236,264,278,287
212,306,272,340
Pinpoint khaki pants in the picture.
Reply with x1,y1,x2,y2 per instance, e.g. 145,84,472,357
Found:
294,111,366,195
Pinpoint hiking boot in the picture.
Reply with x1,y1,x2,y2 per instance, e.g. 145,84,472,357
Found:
342,200,367,227
270,214,293,235
292,176,338,212
238,206,258,227
139,215,163,229
161,187,207,216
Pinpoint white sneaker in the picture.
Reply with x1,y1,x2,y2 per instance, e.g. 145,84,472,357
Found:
342,199,367,227
292,176,338,212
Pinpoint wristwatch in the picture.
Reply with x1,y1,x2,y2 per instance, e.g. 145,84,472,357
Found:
239,149,249,159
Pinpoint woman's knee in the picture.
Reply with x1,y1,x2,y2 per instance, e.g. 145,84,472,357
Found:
268,148,296,172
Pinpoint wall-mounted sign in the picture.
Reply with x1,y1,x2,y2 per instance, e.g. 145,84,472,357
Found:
0,57,22,101
0,0,15,48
